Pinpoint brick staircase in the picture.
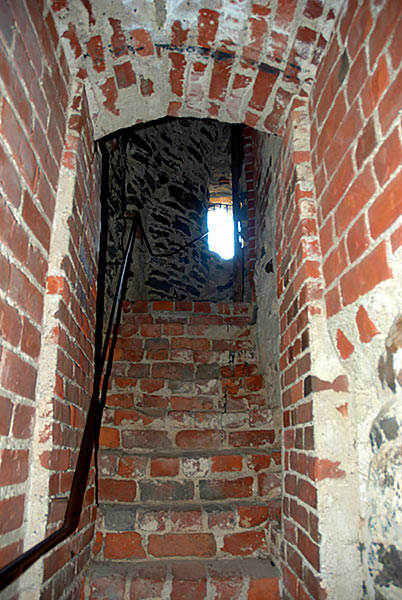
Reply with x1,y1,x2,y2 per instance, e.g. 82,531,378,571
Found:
82,301,282,599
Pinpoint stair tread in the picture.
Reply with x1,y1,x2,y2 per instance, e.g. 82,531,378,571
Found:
84,557,279,579
99,447,280,457
99,499,281,510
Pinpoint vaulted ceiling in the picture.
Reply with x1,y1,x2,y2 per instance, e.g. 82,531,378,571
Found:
51,0,343,139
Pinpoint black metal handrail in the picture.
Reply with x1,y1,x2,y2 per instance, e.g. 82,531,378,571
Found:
121,211,209,258
0,215,139,592
0,210,214,592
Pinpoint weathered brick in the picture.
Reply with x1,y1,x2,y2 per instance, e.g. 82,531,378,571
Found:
152,362,194,379
347,216,370,263
0,297,21,346
0,396,12,436
211,575,243,600
171,509,202,532
355,306,379,343
140,480,194,502
11,403,34,439
99,426,119,448
336,329,354,359
0,449,29,485
298,528,319,570
150,457,179,477
103,506,136,531
122,430,171,450
118,455,147,478
378,66,402,135
196,364,220,379
211,455,242,472
298,478,317,508
88,575,125,600
199,477,253,500
207,507,236,530
87,35,105,72
248,577,280,599
148,533,216,557
340,242,392,306
369,170,402,240
131,29,154,56
221,530,267,556
0,494,24,534
229,430,275,448
334,165,375,237
114,61,136,89
98,478,136,502
238,505,268,528
129,564,167,599
258,472,281,497
308,457,346,482
104,532,145,559
0,347,37,399
176,430,222,449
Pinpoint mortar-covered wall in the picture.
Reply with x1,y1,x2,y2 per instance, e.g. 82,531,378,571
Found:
0,3,101,599
104,118,244,303
309,1,402,598
51,0,340,140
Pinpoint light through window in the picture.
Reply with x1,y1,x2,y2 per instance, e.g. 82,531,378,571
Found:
207,204,234,260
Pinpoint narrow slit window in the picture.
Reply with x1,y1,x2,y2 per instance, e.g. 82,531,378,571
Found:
207,203,234,260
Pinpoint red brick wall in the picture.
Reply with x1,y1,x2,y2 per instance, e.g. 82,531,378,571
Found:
39,81,101,600
311,0,401,329
246,0,402,594
248,98,328,598
245,1,402,598
0,0,70,574
0,2,101,597
308,1,402,597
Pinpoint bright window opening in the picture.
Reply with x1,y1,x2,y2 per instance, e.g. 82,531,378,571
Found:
207,204,234,260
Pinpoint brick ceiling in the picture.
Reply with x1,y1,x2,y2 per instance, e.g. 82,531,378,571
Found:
51,0,343,139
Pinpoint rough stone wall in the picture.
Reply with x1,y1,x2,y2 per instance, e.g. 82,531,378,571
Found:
105,118,239,303
309,1,402,598
0,3,101,599
95,300,281,561
102,135,129,317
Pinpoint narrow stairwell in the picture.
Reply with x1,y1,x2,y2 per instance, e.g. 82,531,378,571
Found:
82,301,282,599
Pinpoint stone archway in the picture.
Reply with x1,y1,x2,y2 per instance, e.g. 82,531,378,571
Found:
51,0,338,139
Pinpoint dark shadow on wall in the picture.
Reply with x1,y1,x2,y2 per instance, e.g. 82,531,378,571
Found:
99,117,250,310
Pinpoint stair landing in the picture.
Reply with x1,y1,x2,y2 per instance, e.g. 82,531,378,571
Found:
82,558,280,599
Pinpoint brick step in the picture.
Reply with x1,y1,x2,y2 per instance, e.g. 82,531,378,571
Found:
100,407,280,445
109,301,272,416
94,500,281,560
82,557,280,599
98,449,281,505
107,371,269,413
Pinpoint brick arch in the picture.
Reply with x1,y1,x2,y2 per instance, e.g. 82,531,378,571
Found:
51,0,338,139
